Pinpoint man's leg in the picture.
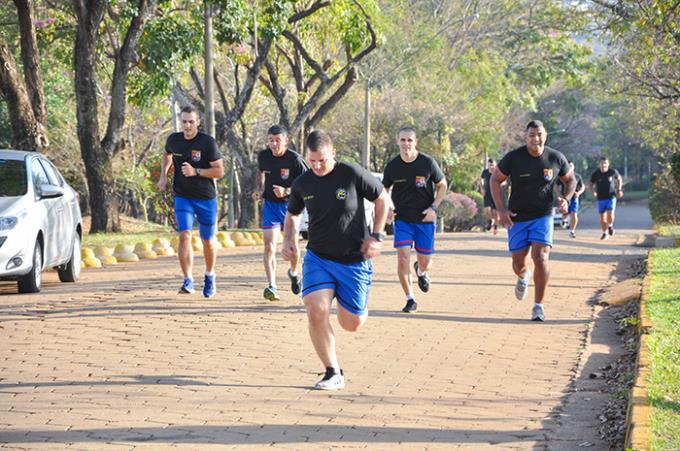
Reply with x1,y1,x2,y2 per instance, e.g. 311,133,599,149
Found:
202,238,217,273
337,303,368,332
178,230,193,278
530,243,551,303
570,212,578,231
397,246,413,297
263,227,279,287
303,288,339,370
511,247,531,279
607,209,615,234
599,212,607,232
416,253,433,273
484,206,492,230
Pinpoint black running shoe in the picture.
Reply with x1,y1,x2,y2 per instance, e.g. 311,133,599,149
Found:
288,269,301,295
413,261,430,292
402,298,418,313
608,226,615,236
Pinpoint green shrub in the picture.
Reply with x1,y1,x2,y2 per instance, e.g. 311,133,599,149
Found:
649,167,680,223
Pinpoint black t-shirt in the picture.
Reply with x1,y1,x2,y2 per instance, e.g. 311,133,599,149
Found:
481,168,493,199
557,173,584,197
257,149,308,203
382,153,445,223
165,132,221,200
288,162,383,263
497,145,570,222
590,168,620,200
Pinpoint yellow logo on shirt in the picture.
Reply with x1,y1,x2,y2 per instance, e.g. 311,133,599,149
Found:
335,188,348,200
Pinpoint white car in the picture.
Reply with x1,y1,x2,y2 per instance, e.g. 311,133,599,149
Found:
0,150,83,293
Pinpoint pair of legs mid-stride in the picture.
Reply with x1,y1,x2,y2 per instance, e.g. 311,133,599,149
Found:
394,220,435,313
261,200,300,301
597,198,616,240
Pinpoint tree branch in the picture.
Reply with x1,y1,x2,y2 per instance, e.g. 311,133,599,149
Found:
288,0,331,23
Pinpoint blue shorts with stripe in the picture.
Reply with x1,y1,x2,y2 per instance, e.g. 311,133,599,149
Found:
301,249,372,316
174,195,217,240
393,220,436,255
507,215,553,253
262,200,287,229
568,197,580,214
597,197,616,214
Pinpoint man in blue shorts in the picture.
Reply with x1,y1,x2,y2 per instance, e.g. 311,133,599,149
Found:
252,125,307,301
158,105,225,297
281,129,389,390
556,161,585,238
490,120,576,321
589,157,623,240
382,126,447,313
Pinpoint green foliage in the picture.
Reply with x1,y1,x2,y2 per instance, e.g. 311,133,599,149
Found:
670,153,680,185
649,166,680,223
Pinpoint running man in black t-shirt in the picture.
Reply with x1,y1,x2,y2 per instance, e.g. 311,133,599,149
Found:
382,126,447,313
480,158,501,234
555,161,586,238
490,120,576,321
158,106,225,298
252,125,307,301
588,157,623,240
281,130,389,390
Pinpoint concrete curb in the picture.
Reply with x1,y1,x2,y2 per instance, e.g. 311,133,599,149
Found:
624,261,653,451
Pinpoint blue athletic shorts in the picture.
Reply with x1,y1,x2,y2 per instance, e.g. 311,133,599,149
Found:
301,249,372,315
597,197,616,214
262,200,287,229
174,196,217,240
568,197,580,214
507,215,553,253
393,220,436,255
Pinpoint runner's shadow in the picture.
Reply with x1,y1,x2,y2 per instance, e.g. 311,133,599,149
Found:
368,310,586,325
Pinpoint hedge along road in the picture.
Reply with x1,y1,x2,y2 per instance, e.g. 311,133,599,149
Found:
0,200,652,449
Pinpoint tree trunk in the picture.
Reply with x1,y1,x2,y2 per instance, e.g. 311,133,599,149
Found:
14,0,47,125
0,43,47,151
237,161,258,228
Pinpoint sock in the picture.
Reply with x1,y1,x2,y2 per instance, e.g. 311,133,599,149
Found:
406,294,415,301
205,272,214,277
416,266,425,277
289,268,298,277
184,276,193,281
534,302,542,308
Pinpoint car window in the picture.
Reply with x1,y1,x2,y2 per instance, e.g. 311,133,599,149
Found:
0,159,28,196
39,158,63,187
31,158,51,198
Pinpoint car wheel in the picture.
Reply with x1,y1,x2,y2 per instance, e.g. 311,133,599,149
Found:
18,242,42,294
58,233,81,283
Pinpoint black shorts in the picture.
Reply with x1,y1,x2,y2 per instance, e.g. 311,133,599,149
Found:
483,195,495,209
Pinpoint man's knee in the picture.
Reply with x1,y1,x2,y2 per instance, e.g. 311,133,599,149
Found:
338,312,364,332
532,247,550,266
304,297,330,324
179,230,192,242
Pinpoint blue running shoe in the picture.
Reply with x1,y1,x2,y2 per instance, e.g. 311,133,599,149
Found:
203,274,216,298
179,277,195,294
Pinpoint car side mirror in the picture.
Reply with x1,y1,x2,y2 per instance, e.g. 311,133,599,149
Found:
40,184,64,199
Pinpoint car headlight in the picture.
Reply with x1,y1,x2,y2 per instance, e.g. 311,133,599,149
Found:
0,217,18,231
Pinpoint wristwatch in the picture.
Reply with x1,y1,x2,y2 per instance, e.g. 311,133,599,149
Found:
195,168,202,177
430,204,438,212
370,232,385,242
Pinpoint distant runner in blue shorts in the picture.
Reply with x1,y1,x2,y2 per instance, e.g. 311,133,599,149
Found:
556,161,586,238
490,120,576,322
589,157,623,241
282,130,390,391
382,126,447,314
157,106,225,298
253,125,307,301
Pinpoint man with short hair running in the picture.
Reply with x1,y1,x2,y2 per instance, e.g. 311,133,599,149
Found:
282,129,389,390
480,158,500,234
589,157,623,240
556,161,585,238
158,105,225,298
253,125,307,301
382,126,447,314
490,120,575,321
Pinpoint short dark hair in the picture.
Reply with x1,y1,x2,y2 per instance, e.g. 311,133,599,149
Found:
526,120,544,131
180,105,199,116
487,158,496,164
397,125,417,137
267,124,287,136
306,129,333,152
599,156,609,162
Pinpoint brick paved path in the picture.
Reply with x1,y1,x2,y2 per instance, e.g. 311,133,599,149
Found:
0,202,651,449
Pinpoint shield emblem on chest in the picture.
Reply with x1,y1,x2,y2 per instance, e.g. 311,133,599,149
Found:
543,168,553,181
191,150,201,162
281,168,290,180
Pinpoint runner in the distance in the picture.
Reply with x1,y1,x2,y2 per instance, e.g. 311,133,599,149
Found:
281,129,389,390
252,125,307,301
490,120,576,321
588,157,623,240
556,160,585,238
480,158,500,234
382,126,447,314
157,105,225,298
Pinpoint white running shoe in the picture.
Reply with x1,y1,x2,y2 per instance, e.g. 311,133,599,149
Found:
514,270,531,301
314,368,345,390
531,303,545,322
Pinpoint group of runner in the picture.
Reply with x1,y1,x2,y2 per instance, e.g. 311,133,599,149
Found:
158,108,624,390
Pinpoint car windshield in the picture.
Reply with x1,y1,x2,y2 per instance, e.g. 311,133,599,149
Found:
0,159,28,196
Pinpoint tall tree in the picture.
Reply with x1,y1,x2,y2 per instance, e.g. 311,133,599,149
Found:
73,0,156,232
0,0,48,151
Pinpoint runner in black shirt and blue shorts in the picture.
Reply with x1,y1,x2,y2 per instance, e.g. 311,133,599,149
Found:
282,130,389,390
480,158,500,234
253,125,307,301
556,161,586,238
158,106,225,298
588,157,623,240
490,120,575,321
382,126,447,314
